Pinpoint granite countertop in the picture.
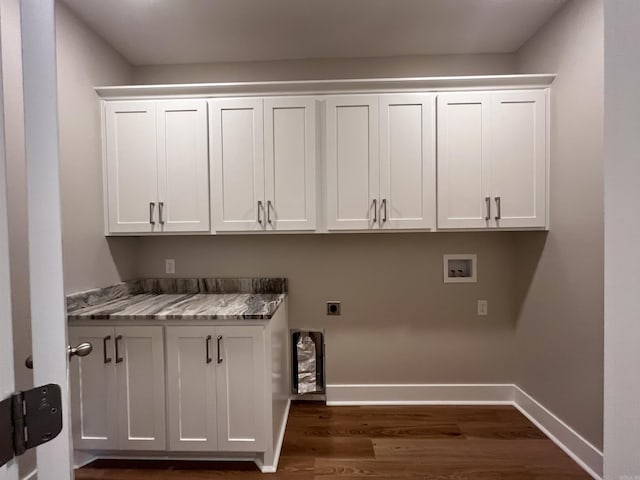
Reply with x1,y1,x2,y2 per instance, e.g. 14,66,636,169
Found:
67,278,287,321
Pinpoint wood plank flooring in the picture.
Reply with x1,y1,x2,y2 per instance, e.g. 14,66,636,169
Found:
75,402,591,479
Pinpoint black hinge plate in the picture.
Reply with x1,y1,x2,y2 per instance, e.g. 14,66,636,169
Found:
0,384,63,469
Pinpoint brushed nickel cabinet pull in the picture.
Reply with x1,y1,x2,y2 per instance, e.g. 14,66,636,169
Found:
103,335,112,364
495,196,502,221
206,335,212,364
149,202,155,225
382,198,388,223
115,335,123,364
257,201,263,225
217,335,223,364
372,199,377,224
267,200,273,224
159,201,165,225
485,197,491,221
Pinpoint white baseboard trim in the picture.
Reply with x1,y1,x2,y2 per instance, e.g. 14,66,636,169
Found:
513,386,603,480
326,383,514,405
325,383,603,480
20,469,37,480
256,398,291,473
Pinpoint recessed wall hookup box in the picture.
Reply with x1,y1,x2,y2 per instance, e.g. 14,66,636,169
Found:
443,254,477,283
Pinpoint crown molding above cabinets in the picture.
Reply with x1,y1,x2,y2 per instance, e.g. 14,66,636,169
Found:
98,75,554,236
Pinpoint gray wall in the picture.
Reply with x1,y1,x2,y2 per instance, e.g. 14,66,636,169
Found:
515,0,604,449
56,0,137,295
133,53,516,84
135,233,518,384
603,0,640,477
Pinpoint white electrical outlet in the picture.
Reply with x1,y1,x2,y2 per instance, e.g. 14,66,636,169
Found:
477,300,488,316
165,259,175,274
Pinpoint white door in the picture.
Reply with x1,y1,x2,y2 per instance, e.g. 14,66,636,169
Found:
105,101,158,233
18,1,73,478
166,327,218,451
325,95,379,230
379,94,436,230
115,326,166,450
69,327,118,450
156,100,210,232
437,92,492,229
216,326,266,452
209,98,265,231
264,97,317,231
491,90,547,228
0,23,18,478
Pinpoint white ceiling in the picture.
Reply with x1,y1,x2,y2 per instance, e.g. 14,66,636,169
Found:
60,0,567,66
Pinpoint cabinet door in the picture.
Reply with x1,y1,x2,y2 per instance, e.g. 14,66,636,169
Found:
379,94,436,230
69,327,118,450
157,100,210,232
115,326,166,450
491,90,547,228
437,93,492,229
264,97,317,231
325,96,379,230
166,327,218,451
216,326,266,452
104,101,158,233
209,98,265,231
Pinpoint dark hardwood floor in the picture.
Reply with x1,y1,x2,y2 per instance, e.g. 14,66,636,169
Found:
75,402,591,479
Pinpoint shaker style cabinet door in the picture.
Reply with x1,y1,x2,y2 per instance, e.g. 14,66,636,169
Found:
490,90,547,228
325,95,379,230
156,100,210,232
115,326,166,450
209,98,265,232
215,326,266,452
264,97,317,231
437,92,492,229
379,94,436,230
104,101,158,233
166,327,218,451
69,326,118,450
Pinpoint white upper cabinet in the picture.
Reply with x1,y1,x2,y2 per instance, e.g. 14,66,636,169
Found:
325,94,436,231
264,97,317,231
105,101,158,233
379,94,436,230
210,97,317,232
156,101,210,232
490,91,547,228
210,98,265,232
437,90,547,229
104,100,210,234
326,95,379,230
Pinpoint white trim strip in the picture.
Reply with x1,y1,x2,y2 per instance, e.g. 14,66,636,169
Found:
256,399,291,473
513,386,603,480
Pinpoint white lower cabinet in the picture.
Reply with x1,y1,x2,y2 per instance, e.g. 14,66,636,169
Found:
70,326,166,451
166,325,266,452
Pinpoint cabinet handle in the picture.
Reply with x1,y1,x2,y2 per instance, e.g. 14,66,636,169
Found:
382,198,388,223
257,201,263,225
372,199,377,224
159,201,165,225
267,200,273,225
495,196,501,221
149,202,155,225
206,335,212,364
103,335,112,364
485,197,491,221
115,335,123,364
217,335,223,364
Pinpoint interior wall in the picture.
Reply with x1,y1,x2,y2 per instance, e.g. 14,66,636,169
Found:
55,1,138,294
514,0,604,449
132,53,517,84
135,233,518,384
603,0,640,477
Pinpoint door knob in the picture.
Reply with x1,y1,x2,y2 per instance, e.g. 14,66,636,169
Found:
26,342,94,369
68,342,93,359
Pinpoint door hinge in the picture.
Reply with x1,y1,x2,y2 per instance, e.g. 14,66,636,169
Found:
0,384,63,468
